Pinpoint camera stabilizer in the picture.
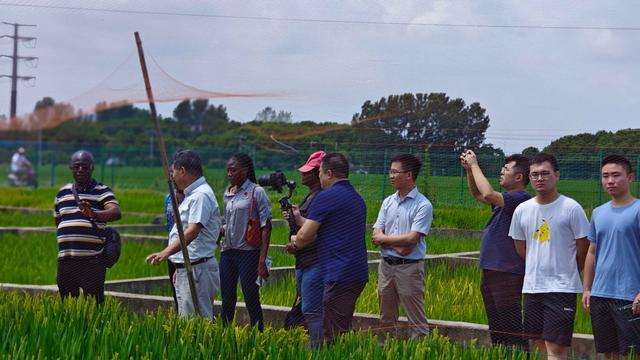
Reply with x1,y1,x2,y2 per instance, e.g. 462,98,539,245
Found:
259,171,298,235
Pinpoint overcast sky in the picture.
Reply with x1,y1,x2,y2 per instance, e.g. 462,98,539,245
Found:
1,0,639,153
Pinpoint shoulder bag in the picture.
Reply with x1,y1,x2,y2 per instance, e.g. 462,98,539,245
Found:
245,187,262,248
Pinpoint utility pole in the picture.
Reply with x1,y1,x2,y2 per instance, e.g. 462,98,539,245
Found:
1,22,37,119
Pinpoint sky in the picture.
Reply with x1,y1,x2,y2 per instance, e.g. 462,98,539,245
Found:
1,0,639,153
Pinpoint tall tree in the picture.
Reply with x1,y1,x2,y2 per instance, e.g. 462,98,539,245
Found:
522,146,540,157
172,99,230,132
352,93,490,153
254,106,292,123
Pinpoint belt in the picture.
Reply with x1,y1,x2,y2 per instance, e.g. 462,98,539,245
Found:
383,256,421,266
174,257,212,269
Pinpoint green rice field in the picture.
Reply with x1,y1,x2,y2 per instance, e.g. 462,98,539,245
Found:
0,209,157,227
0,233,305,284
0,187,492,229
6,163,622,208
0,292,536,359
269,225,480,253
0,230,481,285
246,264,591,335
150,262,592,335
3,162,632,221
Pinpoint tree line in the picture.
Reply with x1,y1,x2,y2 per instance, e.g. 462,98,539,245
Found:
2,93,638,172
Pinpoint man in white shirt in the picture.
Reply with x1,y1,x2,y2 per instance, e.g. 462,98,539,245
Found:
509,153,589,359
146,149,221,319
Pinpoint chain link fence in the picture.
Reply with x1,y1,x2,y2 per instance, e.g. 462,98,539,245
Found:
1,140,639,209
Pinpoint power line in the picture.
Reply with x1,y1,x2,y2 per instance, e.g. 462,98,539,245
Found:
2,2,640,31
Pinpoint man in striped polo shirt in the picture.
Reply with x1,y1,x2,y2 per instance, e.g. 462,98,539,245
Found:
54,150,121,303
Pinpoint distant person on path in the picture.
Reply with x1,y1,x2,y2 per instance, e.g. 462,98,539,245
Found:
10,147,30,174
582,155,640,358
460,150,530,348
146,150,221,319
220,153,272,331
9,146,34,186
509,153,590,359
54,150,121,304
284,150,325,346
292,153,368,344
164,162,185,311
373,153,432,338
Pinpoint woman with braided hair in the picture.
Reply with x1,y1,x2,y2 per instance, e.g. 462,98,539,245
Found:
220,153,272,330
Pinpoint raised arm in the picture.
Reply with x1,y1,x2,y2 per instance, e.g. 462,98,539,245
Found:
464,150,504,207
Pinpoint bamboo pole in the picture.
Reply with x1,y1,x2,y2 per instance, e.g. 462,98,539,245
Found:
134,32,201,315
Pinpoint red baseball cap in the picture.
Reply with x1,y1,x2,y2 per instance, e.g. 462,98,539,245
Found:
298,150,326,173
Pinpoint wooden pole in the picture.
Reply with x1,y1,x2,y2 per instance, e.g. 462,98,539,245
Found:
134,32,201,316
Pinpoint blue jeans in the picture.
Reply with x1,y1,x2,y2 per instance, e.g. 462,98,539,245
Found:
296,265,324,347
220,249,264,331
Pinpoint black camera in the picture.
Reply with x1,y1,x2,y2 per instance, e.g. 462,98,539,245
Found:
259,171,299,235
258,170,295,193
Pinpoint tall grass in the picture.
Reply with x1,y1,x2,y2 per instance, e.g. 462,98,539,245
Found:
0,292,536,359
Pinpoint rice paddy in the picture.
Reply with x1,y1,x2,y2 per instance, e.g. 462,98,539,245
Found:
0,292,537,359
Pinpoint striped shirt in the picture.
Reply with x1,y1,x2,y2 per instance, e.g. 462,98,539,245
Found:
54,180,119,259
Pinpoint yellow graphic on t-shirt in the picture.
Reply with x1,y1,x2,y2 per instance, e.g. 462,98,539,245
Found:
534,220,550,243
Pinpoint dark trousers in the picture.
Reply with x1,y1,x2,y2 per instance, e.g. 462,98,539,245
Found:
167,260,178,310
57,257,106,304
480,269,527,348
323,281,367,344
220,249,263,331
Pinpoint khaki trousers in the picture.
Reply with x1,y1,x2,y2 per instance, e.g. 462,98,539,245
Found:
378,259,429,338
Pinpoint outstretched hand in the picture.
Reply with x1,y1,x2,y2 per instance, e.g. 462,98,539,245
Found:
146,251,169,266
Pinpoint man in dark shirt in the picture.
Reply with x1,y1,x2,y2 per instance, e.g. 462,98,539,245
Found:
292,153,368,344
461,150,530,348
54,150,121,303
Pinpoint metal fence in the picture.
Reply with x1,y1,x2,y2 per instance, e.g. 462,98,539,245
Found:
1,140,639,209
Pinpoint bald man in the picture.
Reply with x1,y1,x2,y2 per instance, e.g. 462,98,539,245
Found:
54,150,121,303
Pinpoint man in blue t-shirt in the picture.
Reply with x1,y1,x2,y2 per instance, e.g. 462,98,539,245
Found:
461,150,530,348
583,155,640,357
292,152,368,344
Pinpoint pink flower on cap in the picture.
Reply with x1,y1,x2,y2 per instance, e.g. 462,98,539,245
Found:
298,150,326,173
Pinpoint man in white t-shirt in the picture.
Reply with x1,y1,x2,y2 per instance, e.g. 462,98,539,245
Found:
509,153,589,359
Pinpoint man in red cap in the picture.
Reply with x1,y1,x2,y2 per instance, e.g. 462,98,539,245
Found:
285,150,325,347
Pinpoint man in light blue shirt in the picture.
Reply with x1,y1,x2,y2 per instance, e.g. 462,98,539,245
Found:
372,153,433,337
147,150,221,319
583,154,640,357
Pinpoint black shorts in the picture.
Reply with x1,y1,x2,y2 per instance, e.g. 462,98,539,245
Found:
590,296,640,355
523,292,577,347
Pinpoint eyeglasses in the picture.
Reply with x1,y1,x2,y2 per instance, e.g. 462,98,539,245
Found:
389,169,410,175
529,171,553,179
